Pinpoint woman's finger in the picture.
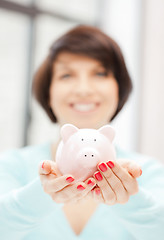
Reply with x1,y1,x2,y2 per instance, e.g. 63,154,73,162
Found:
38,160,52,175
54,177,96,203
93,170,117,205
54,181,87,202
39,160,62,176
97,162,129,204
117,158,142,178
43,174,76,193
92,187,104,203
105,160,139,195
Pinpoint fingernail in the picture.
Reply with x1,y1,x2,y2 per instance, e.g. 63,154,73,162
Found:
99,163,107,172
94,172,103,181
106,161,114,169
87,180,95,186
41,162,44,169
77,185,85,190
66,177,74,183
140,169,142,176
95,189,101,195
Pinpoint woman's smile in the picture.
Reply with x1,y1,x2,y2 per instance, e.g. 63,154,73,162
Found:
69,102,100,113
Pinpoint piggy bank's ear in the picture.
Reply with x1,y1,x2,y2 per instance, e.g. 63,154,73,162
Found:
61,124,78,143
98,125,115,142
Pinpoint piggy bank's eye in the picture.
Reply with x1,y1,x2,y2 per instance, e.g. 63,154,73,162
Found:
81,138,84,141
94,139,96,141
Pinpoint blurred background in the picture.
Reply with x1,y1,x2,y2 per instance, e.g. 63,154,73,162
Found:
0,0,164,163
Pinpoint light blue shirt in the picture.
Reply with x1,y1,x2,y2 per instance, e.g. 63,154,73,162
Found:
0,142,164,240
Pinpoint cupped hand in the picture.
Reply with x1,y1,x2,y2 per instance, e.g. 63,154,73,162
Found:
91,159,142,205
38,160,96,204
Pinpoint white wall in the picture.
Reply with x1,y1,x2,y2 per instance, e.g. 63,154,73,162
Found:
139,0,164,162
99,0,142,152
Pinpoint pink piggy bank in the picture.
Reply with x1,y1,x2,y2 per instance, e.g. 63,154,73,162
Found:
56,124,116,182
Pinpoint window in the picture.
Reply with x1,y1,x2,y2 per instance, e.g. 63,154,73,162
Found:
0,0,100,151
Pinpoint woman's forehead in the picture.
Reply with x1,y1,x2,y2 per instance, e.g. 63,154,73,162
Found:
53,52,104,70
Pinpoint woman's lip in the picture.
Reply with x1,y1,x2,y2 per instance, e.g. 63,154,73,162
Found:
69,103,100,113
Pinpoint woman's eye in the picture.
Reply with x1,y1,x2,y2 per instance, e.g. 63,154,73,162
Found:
96,72,107,77
61,74,71,79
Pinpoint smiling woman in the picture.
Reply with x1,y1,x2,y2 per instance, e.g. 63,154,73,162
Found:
32,25,132,125
1,25,164,240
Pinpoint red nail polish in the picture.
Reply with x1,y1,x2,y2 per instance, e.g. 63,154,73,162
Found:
41,162,44,169
99,163,107,172
77,185,85,190
95,172,103,181
106,161,114,169
87,180,95,186
66,177,74,183
95,189,101,195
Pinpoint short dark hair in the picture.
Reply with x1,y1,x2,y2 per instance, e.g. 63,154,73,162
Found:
32,25,132,122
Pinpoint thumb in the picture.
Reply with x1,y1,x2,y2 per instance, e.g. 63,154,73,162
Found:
117,158,142,178
39,160,52,175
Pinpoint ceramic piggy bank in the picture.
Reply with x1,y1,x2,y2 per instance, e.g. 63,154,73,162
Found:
56,124,116,182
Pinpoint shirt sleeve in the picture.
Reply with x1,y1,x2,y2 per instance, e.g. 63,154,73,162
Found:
110,157,164,240
0,150,62,240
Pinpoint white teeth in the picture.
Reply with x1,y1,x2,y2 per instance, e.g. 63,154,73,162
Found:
73,104,96,112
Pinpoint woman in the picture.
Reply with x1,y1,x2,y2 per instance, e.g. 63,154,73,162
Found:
0,25,164,240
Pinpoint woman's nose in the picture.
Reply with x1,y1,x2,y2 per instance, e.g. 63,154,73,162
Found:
73,78,94,96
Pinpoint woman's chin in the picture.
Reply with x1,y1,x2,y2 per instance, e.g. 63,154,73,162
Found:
64,120,107,129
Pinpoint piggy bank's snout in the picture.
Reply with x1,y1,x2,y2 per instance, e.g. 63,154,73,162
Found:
77,148,100,168
84,154,95,157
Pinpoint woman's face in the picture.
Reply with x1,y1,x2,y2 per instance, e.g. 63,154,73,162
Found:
49,52,119,129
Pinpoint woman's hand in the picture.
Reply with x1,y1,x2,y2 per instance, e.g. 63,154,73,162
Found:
91,159,142,205
38,160,96,204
